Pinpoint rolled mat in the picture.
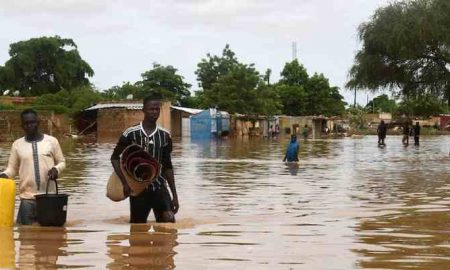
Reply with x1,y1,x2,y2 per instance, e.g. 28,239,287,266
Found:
120,144,161,196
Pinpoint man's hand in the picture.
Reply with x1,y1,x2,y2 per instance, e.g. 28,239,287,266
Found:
48,168,58,180
172,196,179,214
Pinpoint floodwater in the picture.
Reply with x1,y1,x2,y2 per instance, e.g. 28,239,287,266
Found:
0,135,450,269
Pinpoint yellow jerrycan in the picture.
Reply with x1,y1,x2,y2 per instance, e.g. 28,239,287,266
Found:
0,178,16,227
0,227,15,268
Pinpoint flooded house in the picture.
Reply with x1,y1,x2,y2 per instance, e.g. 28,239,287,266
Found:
82,101,171,142
277,115,330,139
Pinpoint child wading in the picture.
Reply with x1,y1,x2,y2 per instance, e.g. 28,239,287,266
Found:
283,135,300,162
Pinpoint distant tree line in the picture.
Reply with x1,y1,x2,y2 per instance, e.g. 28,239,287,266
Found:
0,36,346,117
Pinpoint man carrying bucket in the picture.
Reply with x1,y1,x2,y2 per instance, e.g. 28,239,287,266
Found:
111,94,179,223
0,109,66,225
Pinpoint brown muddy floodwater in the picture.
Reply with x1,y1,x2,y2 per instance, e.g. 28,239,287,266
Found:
0,136,450,269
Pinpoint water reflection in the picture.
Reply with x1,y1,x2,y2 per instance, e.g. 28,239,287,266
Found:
16,226,67,269
0,136,449,269
285,162,299,176
107,224,178,269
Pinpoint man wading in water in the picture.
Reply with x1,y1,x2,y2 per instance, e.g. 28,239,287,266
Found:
377,120,387,146
111,95,179,223
0,109,66,225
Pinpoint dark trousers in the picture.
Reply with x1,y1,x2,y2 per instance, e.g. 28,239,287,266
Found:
129,187,172,223
17,199,37,225
414,136,420,146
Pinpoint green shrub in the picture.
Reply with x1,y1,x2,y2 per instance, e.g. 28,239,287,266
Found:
0,104,15,110
31,104,70,114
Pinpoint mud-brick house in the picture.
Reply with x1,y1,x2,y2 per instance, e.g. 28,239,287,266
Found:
82,101,171,142
278,115,329,139
440,115,450,130
230,114,271,137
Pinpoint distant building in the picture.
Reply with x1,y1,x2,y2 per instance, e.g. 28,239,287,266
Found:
170,106,202,137
83,101,171,142
190,109,230,139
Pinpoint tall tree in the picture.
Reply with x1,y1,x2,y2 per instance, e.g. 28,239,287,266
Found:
139,63,191,104
195,45,280,115
195,44,239,91
0,36,94,96
347,0,450,104
277,60,346,116
102,82,142,100
365,94,398,113
279,59,309,86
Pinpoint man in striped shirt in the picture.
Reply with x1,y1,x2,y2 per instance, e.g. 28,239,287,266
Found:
111,95,179,223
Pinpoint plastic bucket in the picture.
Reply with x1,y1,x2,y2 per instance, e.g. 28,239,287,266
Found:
34,178,68,227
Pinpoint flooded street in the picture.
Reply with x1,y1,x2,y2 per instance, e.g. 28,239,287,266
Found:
1,136,449,269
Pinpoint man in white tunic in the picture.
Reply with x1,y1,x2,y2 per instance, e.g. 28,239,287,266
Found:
0,109,66,225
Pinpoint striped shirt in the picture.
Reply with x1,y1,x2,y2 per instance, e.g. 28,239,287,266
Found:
111,122,173,190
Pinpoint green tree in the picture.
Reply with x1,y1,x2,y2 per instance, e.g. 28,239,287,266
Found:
34,86,100,115
398,94,446,117
195,44,239,91
279,59,309,86
347,105,367,130
365,94,398,113
276,60,309,116
277,60,346,116
207,63,260,114
347,0,450,104
276,84,308,116
195,45,280,115
0,36,94,96
102,82,142,100
139,63,191,104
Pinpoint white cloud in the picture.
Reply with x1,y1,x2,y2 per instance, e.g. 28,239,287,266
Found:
0,0,390,104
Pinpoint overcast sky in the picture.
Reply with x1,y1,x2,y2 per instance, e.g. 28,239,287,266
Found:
0,0,390,105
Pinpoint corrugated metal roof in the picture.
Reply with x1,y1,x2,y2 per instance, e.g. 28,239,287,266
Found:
171,106,203,115
84,103,143,111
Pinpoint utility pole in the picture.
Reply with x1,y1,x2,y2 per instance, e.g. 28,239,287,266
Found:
292,42,297,61
354,89,357,107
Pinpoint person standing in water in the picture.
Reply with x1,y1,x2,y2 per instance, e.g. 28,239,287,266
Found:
413,121,421,146
377,120,387,146
0,109,66,225
283,135,300,162
111,94,179,223
302,124,309,141
402,121,410,146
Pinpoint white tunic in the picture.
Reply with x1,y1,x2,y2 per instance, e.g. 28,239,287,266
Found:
2,134,66,199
